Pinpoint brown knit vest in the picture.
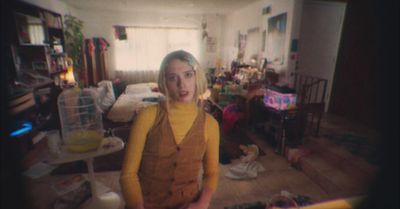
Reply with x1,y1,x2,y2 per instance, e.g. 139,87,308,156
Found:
139,102,206,209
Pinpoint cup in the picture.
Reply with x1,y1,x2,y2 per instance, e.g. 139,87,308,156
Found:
47,130,61,157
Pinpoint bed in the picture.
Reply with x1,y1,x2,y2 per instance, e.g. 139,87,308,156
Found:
106,82,164,123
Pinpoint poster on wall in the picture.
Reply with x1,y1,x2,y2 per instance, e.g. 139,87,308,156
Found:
267,12,287,65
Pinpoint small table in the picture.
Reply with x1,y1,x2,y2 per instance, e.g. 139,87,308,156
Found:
263,107,301,155
48,137,124,209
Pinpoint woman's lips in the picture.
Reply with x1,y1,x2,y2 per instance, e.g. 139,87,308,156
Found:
179,91,189,97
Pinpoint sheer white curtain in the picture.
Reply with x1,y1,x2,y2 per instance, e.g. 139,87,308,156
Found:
114,27,200,84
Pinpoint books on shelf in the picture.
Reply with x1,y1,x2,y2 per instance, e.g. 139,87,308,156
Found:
9,91,36,115
40,11,62,29
9,91,34,107
36,87,51,95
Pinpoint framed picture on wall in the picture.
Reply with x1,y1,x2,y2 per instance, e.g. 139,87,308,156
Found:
267,12,287,65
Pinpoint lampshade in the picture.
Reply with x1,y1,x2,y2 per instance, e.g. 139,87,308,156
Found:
64,58,76,84
65,66,76,84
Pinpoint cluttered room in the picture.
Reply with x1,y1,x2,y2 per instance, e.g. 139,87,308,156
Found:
3,0,389,209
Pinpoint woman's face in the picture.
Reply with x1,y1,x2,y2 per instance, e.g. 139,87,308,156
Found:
165,59,196,103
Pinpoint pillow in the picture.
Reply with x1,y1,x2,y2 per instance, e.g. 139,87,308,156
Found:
125,83,152,95
147,82,158,89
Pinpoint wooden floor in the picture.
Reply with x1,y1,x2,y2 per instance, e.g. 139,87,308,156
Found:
210,144,330,209
23,113,380,209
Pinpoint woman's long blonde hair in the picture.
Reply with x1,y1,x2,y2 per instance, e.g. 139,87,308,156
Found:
158,50,207,106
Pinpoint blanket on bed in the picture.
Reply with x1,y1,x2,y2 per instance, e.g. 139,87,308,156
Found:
107,92,163,122
106,82,164,122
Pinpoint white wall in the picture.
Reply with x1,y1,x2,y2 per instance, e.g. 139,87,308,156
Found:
22,0,224,78
22,0,303,83
72,8,224,78
221,0,303,84
201,14,224,69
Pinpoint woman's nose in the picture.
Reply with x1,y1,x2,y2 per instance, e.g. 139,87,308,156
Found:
177,76,186,88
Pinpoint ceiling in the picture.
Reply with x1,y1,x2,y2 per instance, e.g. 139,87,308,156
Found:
62,0,260,15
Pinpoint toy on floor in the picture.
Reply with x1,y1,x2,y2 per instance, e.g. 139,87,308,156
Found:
225,144,265,180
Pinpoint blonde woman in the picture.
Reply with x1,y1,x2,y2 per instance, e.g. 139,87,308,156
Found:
120,50,220,209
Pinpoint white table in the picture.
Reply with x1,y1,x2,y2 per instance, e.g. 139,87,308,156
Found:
48,137,125,209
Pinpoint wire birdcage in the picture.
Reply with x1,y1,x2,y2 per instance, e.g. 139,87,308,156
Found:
57,88,103,152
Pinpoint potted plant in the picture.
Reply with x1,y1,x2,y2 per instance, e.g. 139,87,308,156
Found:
63,15,84,85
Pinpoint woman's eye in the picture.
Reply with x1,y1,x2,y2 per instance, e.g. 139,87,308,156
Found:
185,71,194,78
167,75,177,82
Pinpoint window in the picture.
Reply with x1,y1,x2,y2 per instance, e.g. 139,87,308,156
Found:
114,26,201,72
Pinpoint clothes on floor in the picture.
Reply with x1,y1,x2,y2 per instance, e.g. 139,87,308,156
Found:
225,144,265,180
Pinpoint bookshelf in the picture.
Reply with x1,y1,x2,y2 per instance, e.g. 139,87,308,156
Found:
12,1,66,78
7,1,66,152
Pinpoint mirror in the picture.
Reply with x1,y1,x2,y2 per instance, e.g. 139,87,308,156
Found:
15,12,46,45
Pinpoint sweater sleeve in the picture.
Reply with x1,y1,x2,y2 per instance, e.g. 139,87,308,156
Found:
202,113,220,191
119,105,157,207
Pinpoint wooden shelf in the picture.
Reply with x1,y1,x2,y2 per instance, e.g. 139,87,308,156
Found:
32,80,54,89
50,52,66,56
19,43,50,47
49,69,67,76
47,26,63,30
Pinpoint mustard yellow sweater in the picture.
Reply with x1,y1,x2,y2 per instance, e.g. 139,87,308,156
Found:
119,101,220,206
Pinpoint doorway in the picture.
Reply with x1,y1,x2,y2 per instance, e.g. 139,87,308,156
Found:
297,0,346,112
